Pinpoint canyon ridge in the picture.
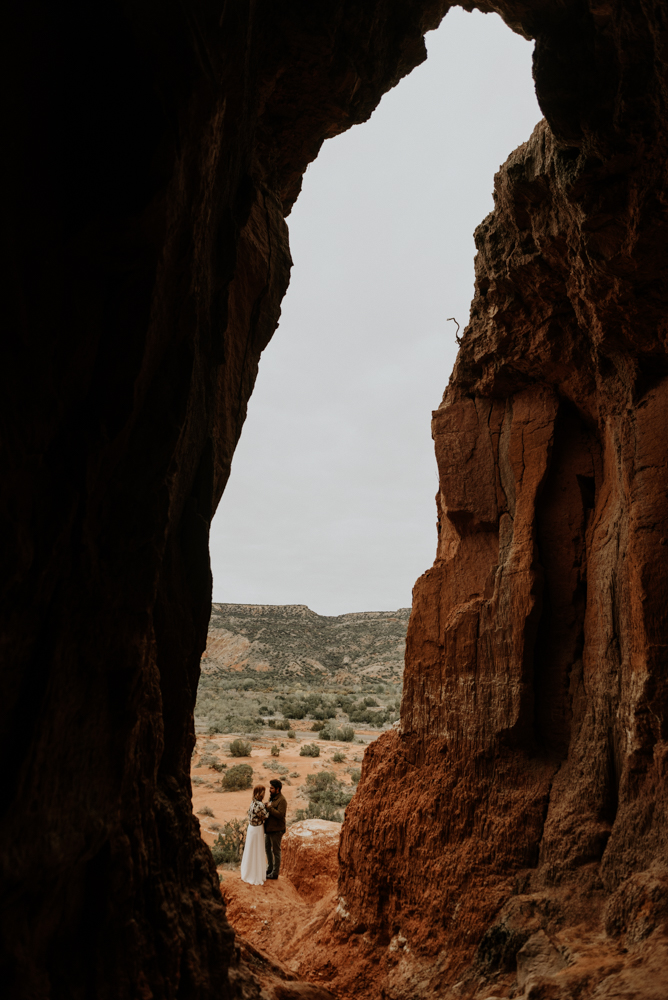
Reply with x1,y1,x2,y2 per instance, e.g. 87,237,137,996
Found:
202,603,410,683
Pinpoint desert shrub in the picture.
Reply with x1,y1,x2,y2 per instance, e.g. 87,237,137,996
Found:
192,776,206,785
270,745,280,756
299,743,320,757
208,716,261,734
350,768,361,784
279,694,337,721
197,805,214,817
200,754,226,771
222,764,253,790
348,708,379,724
229,739,252,757
211,819,246,864
320,725,354,742
290,772,300,778
263,760,289,775
333,752,345,763
268,719,291,730
287,730,296,739
295,771,354,822
363,696,379,707
336,695,355,714
311,720,326,731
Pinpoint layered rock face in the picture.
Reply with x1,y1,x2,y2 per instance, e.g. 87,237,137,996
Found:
339,1,668,995
5,0,668,998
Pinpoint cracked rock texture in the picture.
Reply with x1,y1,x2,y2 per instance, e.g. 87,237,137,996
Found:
5,0,668,998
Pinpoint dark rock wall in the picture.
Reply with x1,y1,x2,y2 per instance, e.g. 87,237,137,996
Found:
340,0,668,994
5,0,668,996
2,1,448,996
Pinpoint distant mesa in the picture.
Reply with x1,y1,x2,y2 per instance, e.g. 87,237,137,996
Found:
202,603,411,682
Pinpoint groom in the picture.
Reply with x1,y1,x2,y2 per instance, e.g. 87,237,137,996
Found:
264,778,287,880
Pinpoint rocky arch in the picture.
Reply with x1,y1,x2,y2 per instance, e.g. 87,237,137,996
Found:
3,1,668,997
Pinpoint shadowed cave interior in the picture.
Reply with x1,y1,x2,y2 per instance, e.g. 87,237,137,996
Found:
4,2,668,999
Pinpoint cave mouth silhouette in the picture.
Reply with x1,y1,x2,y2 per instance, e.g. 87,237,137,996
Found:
5,2,668,998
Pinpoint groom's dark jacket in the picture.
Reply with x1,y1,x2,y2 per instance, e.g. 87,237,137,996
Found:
264,792,287,833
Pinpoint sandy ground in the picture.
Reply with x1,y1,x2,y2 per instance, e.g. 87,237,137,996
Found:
191,728,377,845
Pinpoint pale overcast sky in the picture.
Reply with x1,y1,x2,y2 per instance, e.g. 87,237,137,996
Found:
210,9,542,616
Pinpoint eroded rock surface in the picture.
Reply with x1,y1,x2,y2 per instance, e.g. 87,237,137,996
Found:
339,1,668,995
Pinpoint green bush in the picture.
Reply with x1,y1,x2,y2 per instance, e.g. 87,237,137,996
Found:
222,764,253,790
350,768,361,784
200,753,226,771
295,771,354,822
320,725,354,743
270,744,280,757
268,719,291,730
229,739,252,757
333,752,345,763
310,720,326,731
264,760,289,775
197,805,214,817
287,730,296,739
211,819,247,864
348,708,379,724
363,696,379,707
208,716,261,734
299,743,320,757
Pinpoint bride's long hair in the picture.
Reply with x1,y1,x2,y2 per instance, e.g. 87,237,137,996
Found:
252,784,266,801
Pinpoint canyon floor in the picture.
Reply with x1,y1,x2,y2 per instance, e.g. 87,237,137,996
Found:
191,728,369,849
193,730,668,1000
192,609,668,998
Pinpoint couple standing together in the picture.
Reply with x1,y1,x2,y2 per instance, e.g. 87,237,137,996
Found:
240,778,287,886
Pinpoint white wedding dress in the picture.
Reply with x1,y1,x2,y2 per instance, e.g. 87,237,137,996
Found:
240,799,267,885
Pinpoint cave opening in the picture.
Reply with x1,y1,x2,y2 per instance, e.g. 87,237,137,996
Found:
208,8,541,619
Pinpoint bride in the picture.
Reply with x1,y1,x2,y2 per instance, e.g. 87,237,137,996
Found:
240,785,269,885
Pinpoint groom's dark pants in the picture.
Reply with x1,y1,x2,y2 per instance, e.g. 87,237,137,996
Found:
265,831,284,876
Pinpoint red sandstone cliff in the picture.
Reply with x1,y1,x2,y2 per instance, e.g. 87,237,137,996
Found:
4,0,668,997
339,4,668,993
